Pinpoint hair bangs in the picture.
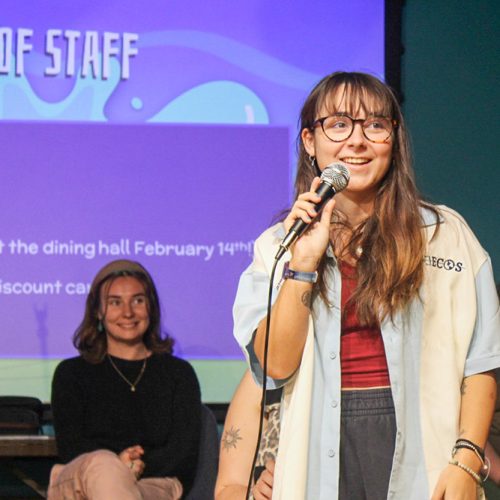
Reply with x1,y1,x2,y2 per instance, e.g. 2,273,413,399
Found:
317,75,395,120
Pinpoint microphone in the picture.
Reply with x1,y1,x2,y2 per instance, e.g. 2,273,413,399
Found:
275,162,350,260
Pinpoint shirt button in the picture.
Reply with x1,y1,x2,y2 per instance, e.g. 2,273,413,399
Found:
329,351,336,359
331,400,338,408
328,449,335,457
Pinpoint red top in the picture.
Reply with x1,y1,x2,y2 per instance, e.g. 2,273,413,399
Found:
339,261,391,389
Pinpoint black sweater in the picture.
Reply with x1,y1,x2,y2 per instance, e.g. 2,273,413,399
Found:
51,353,201,493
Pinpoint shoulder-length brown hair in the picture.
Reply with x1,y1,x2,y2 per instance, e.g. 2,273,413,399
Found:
73,259,174,363
296,71,438,324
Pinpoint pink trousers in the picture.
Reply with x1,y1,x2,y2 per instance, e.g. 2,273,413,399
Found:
47,450,183,500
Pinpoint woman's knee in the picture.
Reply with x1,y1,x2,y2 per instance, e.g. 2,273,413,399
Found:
82,449,125,473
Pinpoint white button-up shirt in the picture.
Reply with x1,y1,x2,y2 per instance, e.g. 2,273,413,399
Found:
234,206,500,499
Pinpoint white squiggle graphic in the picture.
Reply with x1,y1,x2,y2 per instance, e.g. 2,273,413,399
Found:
244,105,255,124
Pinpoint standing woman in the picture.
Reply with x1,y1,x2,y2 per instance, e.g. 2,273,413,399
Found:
233,72,500,499
49,260,201,500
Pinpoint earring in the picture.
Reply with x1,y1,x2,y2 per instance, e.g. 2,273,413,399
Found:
97,320,104,333
309,155,316,169
309,155,321,175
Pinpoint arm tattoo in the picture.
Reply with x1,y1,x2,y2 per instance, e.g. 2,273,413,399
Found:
301,290,312,309
221,426,242,452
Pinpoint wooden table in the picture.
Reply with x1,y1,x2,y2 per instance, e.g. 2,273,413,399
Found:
0,435,57,498
0,435,57,457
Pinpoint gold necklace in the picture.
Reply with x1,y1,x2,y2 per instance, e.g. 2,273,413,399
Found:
107,354,147,392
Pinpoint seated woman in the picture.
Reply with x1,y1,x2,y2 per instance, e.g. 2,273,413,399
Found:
215,370,279,500
48,259,201,500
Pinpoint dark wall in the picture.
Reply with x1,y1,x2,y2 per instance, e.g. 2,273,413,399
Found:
401,1,499,280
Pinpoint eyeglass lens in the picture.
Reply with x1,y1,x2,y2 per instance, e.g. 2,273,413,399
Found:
321,115,393,143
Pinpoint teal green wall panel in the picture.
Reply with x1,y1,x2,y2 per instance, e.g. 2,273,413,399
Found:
0,359,247,403
402,1,499,279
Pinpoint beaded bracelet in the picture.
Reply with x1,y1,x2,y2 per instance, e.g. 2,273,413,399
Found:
452,443,487,474
448,459,482,485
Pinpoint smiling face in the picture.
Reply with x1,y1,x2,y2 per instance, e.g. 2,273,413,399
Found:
301,84,394,206
99,276,150,353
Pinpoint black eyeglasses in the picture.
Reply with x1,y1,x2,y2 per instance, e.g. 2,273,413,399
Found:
311,114,397,144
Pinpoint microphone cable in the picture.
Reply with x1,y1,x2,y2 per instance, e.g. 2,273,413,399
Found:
243,163,349,497
245,256,280,499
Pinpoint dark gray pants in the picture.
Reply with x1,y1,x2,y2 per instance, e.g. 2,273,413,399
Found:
339,388,396,500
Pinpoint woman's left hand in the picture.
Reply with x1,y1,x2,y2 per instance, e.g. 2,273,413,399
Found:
128,458,145,479
431,463,481,500
119,444,145,479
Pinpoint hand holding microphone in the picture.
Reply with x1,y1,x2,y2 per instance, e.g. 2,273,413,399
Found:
275,163,350,262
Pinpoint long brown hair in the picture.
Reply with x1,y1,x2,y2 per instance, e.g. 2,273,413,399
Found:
73,259,174,363
296,72,438,324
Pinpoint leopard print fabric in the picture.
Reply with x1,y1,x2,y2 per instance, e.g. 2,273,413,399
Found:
250,391,282,499
257,400,280,466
